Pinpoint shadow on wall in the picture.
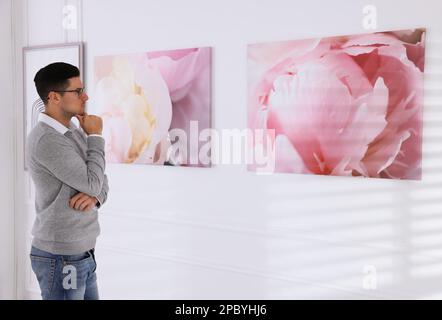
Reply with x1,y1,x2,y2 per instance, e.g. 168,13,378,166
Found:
263,34,442,299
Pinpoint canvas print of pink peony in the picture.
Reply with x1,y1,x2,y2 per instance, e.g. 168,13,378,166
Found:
248,29,426,180
93,47,211,166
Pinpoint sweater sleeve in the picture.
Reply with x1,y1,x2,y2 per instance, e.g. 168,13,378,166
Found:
95,174,109,208
36,133,106,197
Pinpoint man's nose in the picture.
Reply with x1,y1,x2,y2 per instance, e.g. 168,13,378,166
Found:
83,93,89,101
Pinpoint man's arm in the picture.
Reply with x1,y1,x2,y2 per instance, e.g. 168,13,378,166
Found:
69,174,108,211
36,133,106,197
95,174,109,208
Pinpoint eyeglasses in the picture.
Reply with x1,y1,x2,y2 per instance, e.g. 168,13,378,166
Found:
52,87,85,97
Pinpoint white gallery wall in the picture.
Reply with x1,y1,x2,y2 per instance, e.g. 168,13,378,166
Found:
12,0,442,299
0,0,16,300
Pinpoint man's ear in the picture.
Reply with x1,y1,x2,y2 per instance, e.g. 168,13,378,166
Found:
47,91,61,104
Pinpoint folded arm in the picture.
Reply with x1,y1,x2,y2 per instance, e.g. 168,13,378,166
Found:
36,133,106,197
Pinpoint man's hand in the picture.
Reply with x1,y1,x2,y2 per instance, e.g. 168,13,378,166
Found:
69,192,98,212
75,112,103,135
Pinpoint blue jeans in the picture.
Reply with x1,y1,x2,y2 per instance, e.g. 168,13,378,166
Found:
30,246,99,300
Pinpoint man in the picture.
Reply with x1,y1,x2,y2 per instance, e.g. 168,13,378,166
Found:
26,62,109,300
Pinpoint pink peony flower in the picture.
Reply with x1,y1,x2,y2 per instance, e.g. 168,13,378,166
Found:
248,29,425,179
93,54,172,164
93,47,211,166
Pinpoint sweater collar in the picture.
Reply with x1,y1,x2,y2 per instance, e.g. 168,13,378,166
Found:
38,113,76,135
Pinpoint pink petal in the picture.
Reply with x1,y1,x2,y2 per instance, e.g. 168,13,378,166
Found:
103,116,132,163
362,130,411,177
146,47,211,102
248,39,331,131
274,134,310,173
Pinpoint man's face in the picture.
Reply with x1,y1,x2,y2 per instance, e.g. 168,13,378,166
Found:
59,77,89,116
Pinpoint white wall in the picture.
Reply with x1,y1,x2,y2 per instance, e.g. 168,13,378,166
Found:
0,0,16,300
14,0,442,299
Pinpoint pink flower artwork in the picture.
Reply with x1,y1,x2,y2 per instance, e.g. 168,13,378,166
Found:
93,47,211,166
248,29,426,180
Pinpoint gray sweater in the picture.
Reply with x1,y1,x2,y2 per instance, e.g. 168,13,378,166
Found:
26,116,109,255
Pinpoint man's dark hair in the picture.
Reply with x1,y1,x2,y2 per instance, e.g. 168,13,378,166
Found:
34,62,80,104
